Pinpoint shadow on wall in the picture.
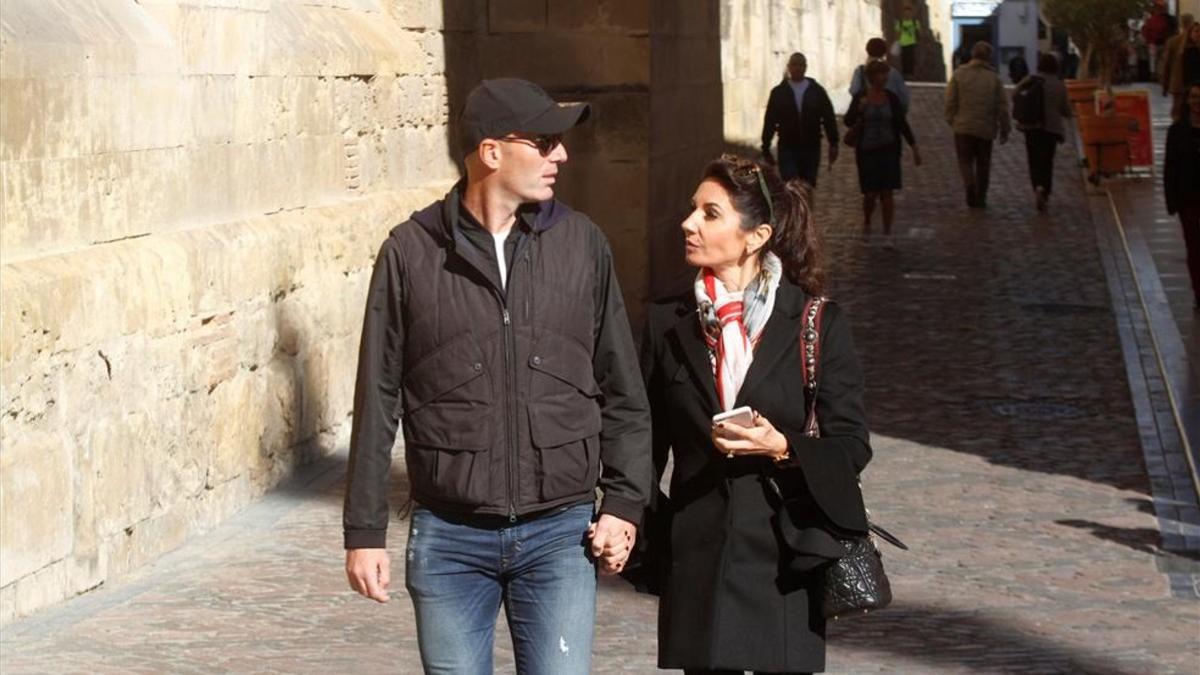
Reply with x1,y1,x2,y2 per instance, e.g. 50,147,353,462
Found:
881,0,947,83
435,1,726,326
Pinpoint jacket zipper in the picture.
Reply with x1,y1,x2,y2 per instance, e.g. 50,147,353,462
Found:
502,306,518,523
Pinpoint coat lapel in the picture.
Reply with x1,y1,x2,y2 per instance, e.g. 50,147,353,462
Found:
734,282,807,408
666,302,720,414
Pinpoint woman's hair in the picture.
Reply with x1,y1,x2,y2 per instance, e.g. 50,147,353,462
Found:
866,38,888,58
865,59,891,81
1037,52,1059,75
701,155,825,295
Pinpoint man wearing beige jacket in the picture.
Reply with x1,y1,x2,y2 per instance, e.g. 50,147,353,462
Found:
945,41,1011,208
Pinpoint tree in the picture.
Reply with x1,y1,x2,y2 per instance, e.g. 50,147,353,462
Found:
1042,0,1144,84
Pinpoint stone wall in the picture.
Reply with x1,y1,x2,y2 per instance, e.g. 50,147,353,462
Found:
721,0,884,147
1,0,885,624
0,0,458,623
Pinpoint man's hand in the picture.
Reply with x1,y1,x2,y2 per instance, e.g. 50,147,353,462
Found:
761,148,776,165
911,145,923,167
587,514,637,576
346,548,391,603
829,143,840,167
999,131,1009,145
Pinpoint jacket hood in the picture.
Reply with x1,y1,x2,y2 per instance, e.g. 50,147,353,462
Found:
408,179,575,246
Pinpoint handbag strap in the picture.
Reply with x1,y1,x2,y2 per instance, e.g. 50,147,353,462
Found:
798,296,909,552
799,296,828,438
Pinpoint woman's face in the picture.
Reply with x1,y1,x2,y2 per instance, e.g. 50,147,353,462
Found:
681,179,755,270
1188,86,1200,115
868,69,888,89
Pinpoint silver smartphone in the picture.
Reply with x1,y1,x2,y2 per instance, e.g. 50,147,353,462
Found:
712,405,754,427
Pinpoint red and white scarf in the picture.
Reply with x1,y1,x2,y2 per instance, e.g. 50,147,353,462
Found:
694,253,782,411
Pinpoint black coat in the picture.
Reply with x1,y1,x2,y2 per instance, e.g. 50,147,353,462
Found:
640,280,871,673
1163,119,1200,215
761,78,839,153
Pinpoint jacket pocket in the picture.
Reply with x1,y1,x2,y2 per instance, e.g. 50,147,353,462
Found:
527,337,602,500
401,333,493,505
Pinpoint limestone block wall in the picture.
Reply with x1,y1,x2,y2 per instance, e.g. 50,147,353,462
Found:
1,0,891,624
722,0,884,147
437,0,654,320
647,1,726,298
0,0,459,623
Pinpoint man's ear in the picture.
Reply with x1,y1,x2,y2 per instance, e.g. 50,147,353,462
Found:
477,139,502,170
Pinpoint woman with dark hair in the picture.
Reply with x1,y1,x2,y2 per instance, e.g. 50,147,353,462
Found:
1015,53,1072,211
845,59,921,246
1164,80,1200,309
641,155,873,674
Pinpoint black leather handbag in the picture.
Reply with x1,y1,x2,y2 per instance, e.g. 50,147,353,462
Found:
794,297,907,620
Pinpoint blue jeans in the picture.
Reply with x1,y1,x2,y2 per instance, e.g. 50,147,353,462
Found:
405,503,597,674
777,144,821,187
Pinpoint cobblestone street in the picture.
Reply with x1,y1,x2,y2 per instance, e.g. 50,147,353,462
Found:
2,87,1198,674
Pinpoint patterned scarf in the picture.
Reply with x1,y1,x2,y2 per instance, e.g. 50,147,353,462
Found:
694,252,783,411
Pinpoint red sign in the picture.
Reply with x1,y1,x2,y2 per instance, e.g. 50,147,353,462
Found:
1098,89,1154,168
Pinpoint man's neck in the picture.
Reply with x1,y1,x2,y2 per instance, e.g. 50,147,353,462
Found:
462,180,519,235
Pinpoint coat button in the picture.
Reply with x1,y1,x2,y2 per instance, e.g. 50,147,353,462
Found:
472,362,483,372
531,355,542,366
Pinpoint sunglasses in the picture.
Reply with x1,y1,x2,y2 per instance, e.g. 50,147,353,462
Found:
499,133,564,156
721,154,775,225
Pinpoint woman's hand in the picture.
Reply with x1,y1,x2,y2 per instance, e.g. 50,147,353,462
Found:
712,411,789,461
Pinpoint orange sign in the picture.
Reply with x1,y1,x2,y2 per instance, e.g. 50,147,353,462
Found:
1102,89,1154,168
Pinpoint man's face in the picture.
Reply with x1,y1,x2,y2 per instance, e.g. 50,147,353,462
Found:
787,58,806,81
495,133,569,203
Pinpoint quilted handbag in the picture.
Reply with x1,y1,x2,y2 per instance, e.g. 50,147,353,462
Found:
796,297,907,620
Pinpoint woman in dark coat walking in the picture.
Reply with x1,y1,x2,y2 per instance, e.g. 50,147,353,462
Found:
640,155,872,674
1164,80,1200,309
844,59,921,246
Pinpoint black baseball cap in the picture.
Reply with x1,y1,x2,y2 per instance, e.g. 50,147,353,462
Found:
459,78,591,157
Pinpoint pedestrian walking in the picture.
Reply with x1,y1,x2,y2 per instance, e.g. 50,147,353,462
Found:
1143,0,1177,79
1163,80,1200,310
845,59,921,245
895,3,921,79
1161,14,1196,120
945,41,1010,209
849,37,912,112
641,153,874,674
761,52,840,187
1013,54,1072,212
1008,53,1029,84
342,77,652,674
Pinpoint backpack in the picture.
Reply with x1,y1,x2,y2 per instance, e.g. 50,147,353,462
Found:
1012,75,1045,127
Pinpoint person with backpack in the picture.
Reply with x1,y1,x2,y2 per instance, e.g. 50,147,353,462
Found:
1013,53,1072,212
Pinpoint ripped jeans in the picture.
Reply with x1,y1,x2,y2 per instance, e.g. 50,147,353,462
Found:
405,503,597,674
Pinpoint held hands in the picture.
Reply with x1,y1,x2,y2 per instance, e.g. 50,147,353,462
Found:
712,410,789,461
588,514,637,576
346,548,391,603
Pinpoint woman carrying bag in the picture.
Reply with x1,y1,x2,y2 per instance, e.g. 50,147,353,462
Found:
640,154,876,674
844,59,921,247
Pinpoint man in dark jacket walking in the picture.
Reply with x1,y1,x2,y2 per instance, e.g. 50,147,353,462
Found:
761,52,839,186
342,77,652,674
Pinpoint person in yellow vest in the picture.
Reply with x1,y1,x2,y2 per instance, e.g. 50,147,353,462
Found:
895,3,921,79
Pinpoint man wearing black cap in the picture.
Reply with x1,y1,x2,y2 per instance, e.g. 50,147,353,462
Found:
342,78,651,673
